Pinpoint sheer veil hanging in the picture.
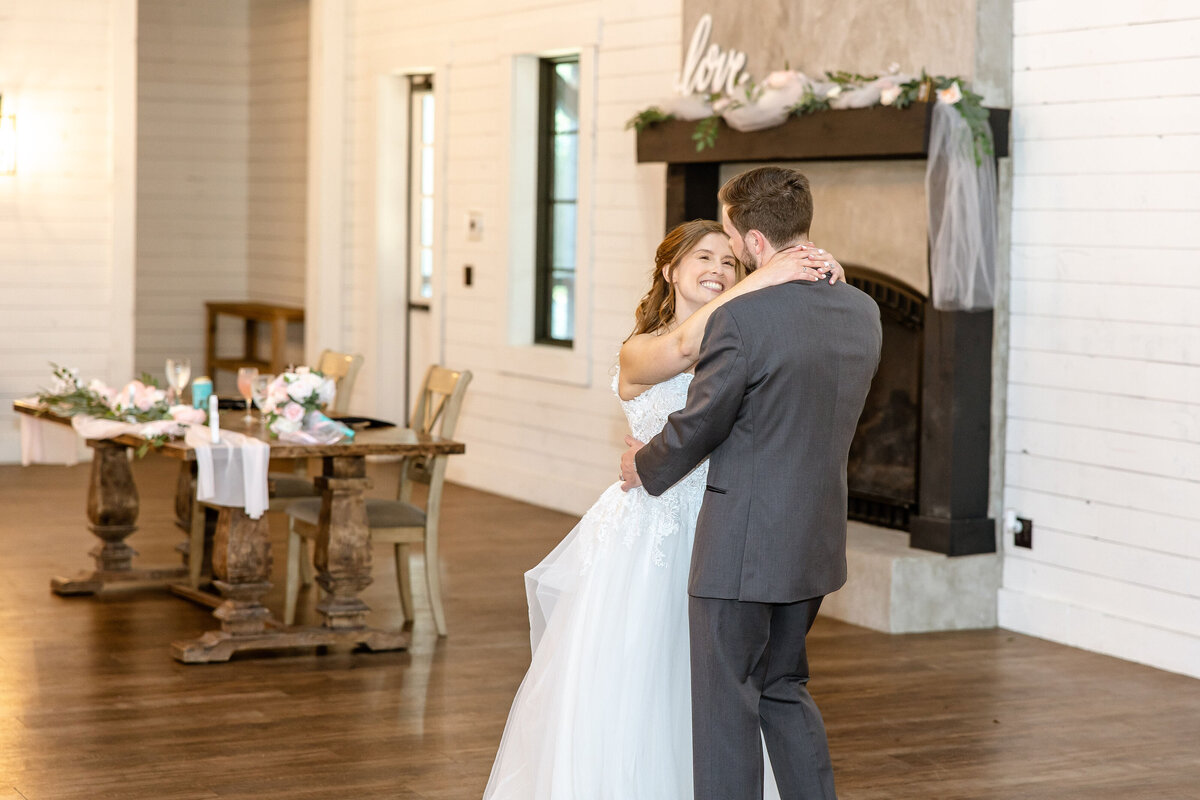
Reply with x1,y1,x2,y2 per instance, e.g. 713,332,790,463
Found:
925,101,998,311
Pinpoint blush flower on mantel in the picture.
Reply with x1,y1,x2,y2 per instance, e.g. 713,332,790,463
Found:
880,83,903,106
764,69,801,91
937,81,963,105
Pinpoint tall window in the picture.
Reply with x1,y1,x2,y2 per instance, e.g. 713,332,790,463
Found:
535,56,579,346
409,74,435,304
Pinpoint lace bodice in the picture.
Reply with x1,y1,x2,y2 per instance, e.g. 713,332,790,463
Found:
614,368,695,443
612,367,708,498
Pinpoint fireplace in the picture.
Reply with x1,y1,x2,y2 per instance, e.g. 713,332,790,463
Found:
845,268,923,530
637,103,1008,555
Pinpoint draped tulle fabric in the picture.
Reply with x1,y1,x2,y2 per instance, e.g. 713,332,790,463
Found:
926,100,998,311
484,370,780,800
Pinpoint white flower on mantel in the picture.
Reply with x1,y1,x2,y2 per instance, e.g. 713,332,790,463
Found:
659,93,713,122
826,85,842,99
721,70,809,133
880,84,903,106
937,81,963,105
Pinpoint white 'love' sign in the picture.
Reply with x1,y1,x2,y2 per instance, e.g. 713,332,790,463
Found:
676,14,749,96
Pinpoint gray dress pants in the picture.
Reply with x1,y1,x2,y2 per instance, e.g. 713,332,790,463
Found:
689,595,836,800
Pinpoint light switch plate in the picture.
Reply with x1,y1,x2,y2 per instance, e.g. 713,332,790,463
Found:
466,211,483,242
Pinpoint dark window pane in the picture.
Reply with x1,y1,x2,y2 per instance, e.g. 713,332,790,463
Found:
421,197,434,247
421,146,434,196
552,202,576,268
554,61,579,134
420,248,433,299
553,134,577,200
550,273,574,341
421,94,435,144
536,56,579,345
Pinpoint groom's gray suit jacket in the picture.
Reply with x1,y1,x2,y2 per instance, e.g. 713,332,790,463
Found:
635,279,881,603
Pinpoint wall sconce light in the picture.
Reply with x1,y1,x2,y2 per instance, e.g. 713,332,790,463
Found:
0,94,16,176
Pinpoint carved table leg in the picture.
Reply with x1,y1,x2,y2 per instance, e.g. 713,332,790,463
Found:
313,455,374,629
309,455,409,650
51,439,188,595
172,508,273,663
172,460,214,588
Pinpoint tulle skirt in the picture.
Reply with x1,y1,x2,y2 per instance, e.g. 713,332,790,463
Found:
483,480,699,800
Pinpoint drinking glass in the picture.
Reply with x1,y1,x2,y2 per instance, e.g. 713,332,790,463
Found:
165,358,191,404
251,374,274,413
237,367,258,421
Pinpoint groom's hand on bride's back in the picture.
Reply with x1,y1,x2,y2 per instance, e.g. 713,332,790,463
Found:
619,435,645,492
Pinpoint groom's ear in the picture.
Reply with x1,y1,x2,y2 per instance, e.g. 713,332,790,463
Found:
746,229,765,256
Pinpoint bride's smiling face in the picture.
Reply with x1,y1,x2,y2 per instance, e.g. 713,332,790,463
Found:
667,232,738,318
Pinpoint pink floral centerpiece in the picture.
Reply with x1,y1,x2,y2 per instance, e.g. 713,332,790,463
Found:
259,367,343,439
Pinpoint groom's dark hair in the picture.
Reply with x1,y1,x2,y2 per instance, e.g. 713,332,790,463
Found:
718,167,813,248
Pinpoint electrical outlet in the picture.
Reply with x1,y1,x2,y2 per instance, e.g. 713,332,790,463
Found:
463,265,473,286
1014,517,1033,549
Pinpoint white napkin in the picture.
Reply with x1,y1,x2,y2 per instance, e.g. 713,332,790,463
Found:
185,426,270,519
19,410,85,466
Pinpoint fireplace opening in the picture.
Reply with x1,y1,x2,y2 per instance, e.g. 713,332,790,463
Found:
845,266,924,531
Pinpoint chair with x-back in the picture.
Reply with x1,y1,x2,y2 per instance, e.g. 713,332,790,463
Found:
283,365,471,635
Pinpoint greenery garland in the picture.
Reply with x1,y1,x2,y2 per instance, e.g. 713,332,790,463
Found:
627,69,994,164
36,364,176,456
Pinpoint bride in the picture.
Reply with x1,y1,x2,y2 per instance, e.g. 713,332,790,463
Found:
483,219,843,799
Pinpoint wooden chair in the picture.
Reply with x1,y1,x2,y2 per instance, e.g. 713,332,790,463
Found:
282,365,472,635
315,349,364,415
185,349,364,588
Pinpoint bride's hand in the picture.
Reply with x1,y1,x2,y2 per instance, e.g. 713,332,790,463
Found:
759,242,846,286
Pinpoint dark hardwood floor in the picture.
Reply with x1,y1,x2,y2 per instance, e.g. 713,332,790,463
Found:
0,458,1197,799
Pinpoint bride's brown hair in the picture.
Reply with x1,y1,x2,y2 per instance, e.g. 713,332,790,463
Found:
626,219,735,339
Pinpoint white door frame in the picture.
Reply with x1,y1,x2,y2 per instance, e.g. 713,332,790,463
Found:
374,68,447,426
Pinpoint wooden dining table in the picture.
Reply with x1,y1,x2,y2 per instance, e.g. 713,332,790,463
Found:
12,400,464,663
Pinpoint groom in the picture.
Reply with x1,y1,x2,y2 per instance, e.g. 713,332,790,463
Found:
620,167,881,799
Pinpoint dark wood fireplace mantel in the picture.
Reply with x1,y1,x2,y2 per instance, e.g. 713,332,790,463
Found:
636,102,1010,165
635,102,1009,557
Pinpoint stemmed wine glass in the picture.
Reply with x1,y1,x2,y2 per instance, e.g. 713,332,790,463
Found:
237,367,258,422
251,374,274,425
165,358,191,404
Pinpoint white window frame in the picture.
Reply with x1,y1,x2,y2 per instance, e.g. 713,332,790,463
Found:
499,45,596,387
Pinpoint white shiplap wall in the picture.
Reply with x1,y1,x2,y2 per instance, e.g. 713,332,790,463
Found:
338,0,676,514
136,0,251,383
1000,1,1200,678
0,0,135,463
247,0,308,309
136,0,308,389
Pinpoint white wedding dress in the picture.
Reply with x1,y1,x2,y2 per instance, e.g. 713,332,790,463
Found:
483,369,780,800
